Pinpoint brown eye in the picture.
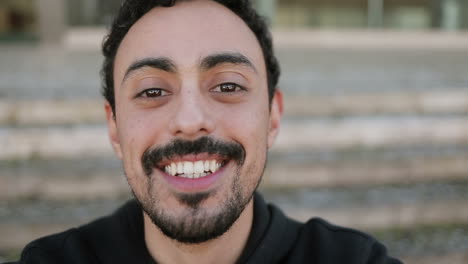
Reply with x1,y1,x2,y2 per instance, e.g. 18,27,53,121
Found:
140,88,168,98
213,83,244,93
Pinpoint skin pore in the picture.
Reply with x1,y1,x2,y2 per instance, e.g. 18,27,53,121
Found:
104,1,283,263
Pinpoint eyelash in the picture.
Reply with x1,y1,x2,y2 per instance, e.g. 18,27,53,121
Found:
137,88,169,98
136,82,245,99
211,82,246,93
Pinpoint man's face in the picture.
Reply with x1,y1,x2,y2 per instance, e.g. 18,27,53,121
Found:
106,0,282,243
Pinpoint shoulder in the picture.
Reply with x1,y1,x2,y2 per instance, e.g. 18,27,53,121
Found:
15,228,92,264
13,200,140,264
289,217,403,264
302,217,376,246
15,216,116,264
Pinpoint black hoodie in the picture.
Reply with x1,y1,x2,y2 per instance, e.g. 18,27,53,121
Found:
9,193,403,264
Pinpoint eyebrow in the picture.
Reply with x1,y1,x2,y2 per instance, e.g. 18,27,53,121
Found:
122,57,177,84
200,52,257,73
121,52,256,84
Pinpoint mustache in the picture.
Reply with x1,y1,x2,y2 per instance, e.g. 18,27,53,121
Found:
142,136,245,176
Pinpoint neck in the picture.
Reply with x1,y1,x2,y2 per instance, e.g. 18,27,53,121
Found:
144,199,254,264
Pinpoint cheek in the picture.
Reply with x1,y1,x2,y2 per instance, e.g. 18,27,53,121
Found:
222,101,270,152
117,113,161,195
118,117,140,150
117,111,159,163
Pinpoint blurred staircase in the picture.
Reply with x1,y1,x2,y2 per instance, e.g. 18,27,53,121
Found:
1,40,468,263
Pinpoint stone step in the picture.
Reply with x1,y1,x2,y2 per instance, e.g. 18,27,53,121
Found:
1,91,468,126
374,223,468,264
1,152,468,200
285,199,468,231
277,47,468,94
65,28,468,51
0,125,111,160
0,158,128,201
0,99,104,125
263,183,468,229
263,155,468,188
272,30,468,50
1,184,467,258
1,44,467,98
285,91,468,117
277,116,468,151
2,115,468,160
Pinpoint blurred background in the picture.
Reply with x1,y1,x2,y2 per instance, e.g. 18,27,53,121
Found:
1,0,468,263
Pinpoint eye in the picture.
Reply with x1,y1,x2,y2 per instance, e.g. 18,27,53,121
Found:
138,88,169,98
212,83,245,93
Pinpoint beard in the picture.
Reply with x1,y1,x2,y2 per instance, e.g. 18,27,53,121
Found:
130,136,264,244
134,167,253,244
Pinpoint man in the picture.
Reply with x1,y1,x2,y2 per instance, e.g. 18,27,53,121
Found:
10,0,402,263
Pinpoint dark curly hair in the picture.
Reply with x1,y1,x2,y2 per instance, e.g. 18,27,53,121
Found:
101,0,280,113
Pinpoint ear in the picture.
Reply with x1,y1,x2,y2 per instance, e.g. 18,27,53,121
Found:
267,89,284,149
105,102,123,160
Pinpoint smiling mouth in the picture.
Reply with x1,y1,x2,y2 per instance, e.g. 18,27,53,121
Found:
158,159,226,179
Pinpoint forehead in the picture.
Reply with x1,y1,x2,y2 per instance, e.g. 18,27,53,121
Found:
114,0,265,77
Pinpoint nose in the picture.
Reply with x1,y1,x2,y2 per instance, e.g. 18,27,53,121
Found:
168,89,215,139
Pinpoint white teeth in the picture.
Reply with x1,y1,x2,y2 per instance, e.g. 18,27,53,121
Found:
183,161,193,175
210,160,217,173
177,162,184,174
163,160,223,178
194,161,204,174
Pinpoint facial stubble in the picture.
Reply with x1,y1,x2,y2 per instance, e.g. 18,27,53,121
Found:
131,137,265,244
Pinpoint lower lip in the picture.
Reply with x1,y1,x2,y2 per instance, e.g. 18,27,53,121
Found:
160,164,228,192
